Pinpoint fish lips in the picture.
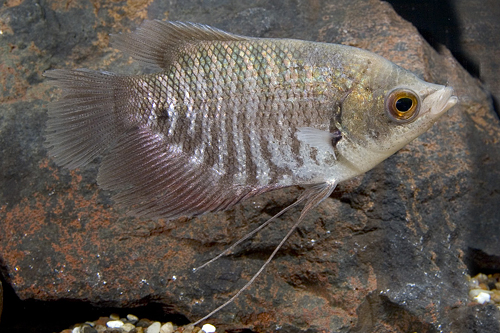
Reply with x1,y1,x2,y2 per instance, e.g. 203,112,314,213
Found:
421,85,458,118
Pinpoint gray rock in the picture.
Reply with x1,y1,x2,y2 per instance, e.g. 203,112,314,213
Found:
0,0,499,332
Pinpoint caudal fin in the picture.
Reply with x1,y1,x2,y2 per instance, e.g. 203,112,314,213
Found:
44,69,129,169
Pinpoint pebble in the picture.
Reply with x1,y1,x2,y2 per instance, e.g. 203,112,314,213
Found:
137,318,153,328
81,325,98,333
468,273,500,308
470,289,491,304
107,320,124,328
57,275,500,333
127,314,139,324
95,325,106,333
201,324,216,333
160,322,174,333
59,314,216,333
146,321,161,333
122,323,136,332
110,314,121,321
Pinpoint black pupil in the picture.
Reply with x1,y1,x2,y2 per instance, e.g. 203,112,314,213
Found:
396,97,413,112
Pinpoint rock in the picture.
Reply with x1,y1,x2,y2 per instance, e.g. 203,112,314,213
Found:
0,280,2,323
0,0,499,333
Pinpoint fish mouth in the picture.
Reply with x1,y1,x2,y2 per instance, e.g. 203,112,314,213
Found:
422,86,458,117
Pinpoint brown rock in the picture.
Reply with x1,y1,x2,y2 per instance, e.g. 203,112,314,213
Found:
0,0,499,332
0,280,2,323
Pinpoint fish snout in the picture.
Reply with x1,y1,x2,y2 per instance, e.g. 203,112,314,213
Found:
424,86,458,116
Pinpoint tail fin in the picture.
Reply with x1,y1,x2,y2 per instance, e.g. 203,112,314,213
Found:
44,69,129,169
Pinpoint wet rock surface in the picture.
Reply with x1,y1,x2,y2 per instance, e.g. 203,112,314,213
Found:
0,0,499,332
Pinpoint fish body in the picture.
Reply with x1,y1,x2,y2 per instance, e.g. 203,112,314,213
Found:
45,20,458,324
45,21,456,220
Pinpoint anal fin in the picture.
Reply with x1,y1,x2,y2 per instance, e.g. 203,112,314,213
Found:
97,127,274,220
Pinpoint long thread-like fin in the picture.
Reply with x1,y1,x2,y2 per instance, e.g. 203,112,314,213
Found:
192,181,337,326
193,191,311,272
112,20,249,70
44,69,129,169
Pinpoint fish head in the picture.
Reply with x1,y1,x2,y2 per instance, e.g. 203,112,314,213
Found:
338,66,458,158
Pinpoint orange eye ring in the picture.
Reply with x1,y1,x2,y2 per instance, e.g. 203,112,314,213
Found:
385,88,421,123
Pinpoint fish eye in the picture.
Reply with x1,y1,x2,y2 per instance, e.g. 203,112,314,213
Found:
385,88,421,123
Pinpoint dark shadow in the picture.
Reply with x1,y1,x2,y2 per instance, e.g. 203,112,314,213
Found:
466,248,500,276
0,272,189,333
386,0,499,122
385,0,479,78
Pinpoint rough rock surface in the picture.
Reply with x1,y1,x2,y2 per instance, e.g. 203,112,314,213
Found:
0,280,3,322
0,0,499,332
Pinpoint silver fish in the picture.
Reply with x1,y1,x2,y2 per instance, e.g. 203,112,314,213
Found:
45,21,457,323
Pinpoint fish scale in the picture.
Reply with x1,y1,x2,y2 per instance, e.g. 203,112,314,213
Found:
125,40,350,189
44,20,457,323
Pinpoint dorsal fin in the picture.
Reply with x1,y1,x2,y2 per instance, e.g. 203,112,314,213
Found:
111,20,249,70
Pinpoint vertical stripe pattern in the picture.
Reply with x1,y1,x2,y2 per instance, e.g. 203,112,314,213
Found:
130,39,351,188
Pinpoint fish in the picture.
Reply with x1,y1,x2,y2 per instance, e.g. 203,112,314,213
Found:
44,20,458,324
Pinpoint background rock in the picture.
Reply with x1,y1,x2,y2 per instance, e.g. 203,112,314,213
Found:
0,0,499,332
0,280,2,322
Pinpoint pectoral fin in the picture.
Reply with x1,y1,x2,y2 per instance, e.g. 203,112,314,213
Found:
296,127,342,159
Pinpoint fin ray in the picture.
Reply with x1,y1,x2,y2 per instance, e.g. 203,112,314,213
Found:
97,128,277,219
296,127,339,159
44,69,130,169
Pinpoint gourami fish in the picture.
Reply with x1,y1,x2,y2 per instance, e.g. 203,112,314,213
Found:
45,21,458,323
